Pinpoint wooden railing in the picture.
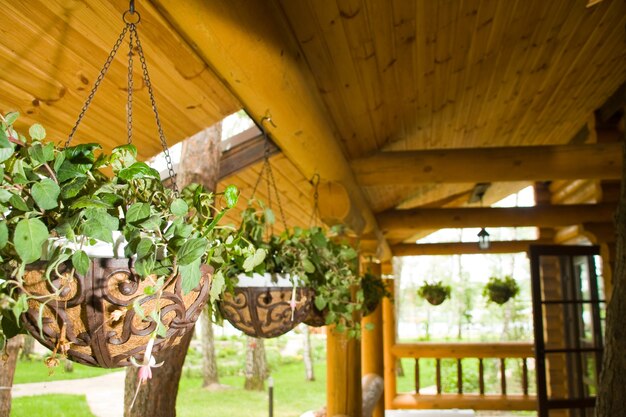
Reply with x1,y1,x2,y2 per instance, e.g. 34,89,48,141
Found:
388,342,537,411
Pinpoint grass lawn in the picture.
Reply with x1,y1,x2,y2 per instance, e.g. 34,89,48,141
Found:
13,358,115,384
177,361,327,417
11,394,96,417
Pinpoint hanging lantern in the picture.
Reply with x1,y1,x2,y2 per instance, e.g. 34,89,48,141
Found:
478,228,490,250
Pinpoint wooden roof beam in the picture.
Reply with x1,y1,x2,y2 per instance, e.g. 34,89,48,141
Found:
353,141,622,186
152,0,390,259
378,204,616,232
391,240,551,257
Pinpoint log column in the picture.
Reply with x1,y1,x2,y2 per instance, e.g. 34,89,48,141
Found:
327,284,362,417
382,275,396,410
361,262,384,417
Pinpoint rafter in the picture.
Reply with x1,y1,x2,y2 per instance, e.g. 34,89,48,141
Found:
353,141,622,186
378,204,616,232
391,240,551,256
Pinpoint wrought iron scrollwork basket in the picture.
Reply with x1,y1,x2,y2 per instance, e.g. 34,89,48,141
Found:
20,258,211,368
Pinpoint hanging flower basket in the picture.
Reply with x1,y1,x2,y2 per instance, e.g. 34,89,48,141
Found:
19,259,211,368
483,276,519,305
303,299,327,327
219,273,313,338
417,281,451,306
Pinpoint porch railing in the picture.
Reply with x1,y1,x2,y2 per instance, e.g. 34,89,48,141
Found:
388,342,537,410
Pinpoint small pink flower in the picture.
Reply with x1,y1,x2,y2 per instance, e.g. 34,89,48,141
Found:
137,364,153,382
129,337,164,408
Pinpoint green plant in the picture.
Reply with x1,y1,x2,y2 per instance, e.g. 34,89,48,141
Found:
417,281,452,306
0,113,249,353
304,226,362,335
483,275,519,305
219,200,313,284
360,271,391,315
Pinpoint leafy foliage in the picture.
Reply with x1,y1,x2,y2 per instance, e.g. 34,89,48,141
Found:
0,114,246,350
483,275,519,305
417,281,452,306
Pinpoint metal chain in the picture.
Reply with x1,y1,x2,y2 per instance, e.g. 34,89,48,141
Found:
308,173,320,227
250,127,288,231
266,161,288,230
126,25,134,144
65,25,129,148
131,25,179,194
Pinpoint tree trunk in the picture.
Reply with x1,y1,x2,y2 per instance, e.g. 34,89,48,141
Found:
244,337,267,390
201,307,219,388
123,124,222,417
20,335,34,360
303,325,315,381
0,335,23,417
596,112,625,416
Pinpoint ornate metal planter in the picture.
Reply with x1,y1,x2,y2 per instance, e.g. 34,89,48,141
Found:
303,299,327,327
219,274,313,338
20,258,211,368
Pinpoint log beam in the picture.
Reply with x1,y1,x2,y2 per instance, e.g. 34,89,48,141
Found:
352,141,622,186
153,0,390,259
378,204,616,232
391,240,550,256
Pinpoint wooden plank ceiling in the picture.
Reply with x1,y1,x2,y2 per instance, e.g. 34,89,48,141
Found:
0,0,624,250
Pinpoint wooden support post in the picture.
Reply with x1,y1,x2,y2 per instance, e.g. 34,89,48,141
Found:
361,262,384,417
327,325,362,417
382,278,397,410
479,359,485,395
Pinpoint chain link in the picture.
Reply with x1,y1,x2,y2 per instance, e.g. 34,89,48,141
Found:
126,25,134,144
65,25,129,148
250,128,288,231
131,25,179,194
308,173,320,227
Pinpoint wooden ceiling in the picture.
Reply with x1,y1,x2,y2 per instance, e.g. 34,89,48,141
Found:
0,0,624,254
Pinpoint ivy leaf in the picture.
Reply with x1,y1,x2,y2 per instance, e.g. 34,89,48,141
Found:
110,144,137,172
170,199,188,216
31,178,60,210
4,112,19,125
135,256,155,278
177,238,208,265
314,294,327,310
13,218,49,263
302,258,315,274
81,208,119,243
71,250,90,275
311,231,327,249
224,185,239,208
209,270,225,302
243,248,266,272
28,124,46,140
60,176,88,199
179,258,201,295
1,313,23,339
70,197,112,210
0,221,7,249
0,189,12,203
126,202,151,224
136,238,155,260
56,160,89,183
0,127,14,164
118,162,160,181
9,194,29,212
140,215,162,232
27,142,54,164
